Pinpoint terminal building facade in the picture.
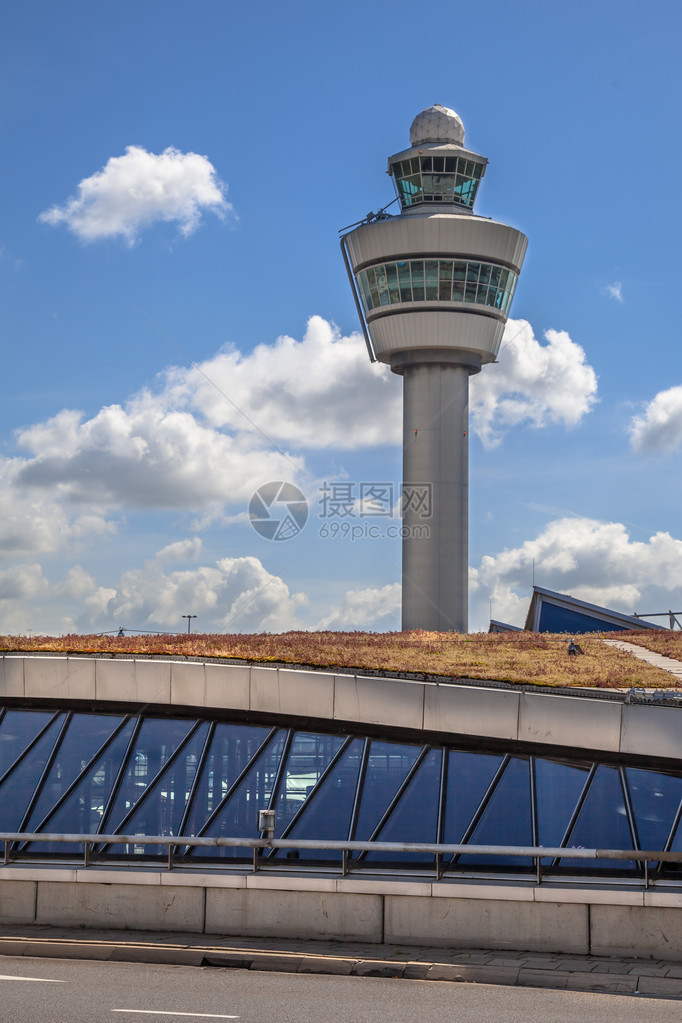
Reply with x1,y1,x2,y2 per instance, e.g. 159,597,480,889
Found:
2,652,682,957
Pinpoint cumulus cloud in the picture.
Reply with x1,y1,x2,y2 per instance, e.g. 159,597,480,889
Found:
0,456,114,560
2,315,599,578
15,404,304,512
38,146,230,244
630,386,682,454
165,316,400,450
7,316,598,541
52,565,97,600
77,550,307,633
316,583,401,631
470,319,598,448
8,318,390,538
0,563,49,634
155,538,203,563
471,516,682,630
0,563,46,602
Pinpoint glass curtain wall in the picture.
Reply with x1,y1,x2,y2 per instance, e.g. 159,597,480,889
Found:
1,707,681,877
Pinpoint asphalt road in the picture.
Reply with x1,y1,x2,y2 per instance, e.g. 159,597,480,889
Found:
0,956,679,1023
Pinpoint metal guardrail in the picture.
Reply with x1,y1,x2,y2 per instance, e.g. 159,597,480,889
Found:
2,833,682,887
626,687,682,703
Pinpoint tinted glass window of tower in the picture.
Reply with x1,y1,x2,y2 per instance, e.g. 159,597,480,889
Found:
391,156,485,208
358,259,517,314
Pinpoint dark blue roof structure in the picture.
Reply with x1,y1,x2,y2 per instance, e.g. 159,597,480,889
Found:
523,586,664,634
488,620,522,633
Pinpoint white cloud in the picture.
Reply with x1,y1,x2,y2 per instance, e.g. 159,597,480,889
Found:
605,281,624,303
316,583,401,631
155,538,203,563
1,315,599,587
471,516,682,630
165,315,598,455
75,550,307,634
0,456,114,560
630,385,682,454
6,316,598,549
8,318,390,540
165,315,400,450
52,565,97,600
38,146,230,244
470,319,598,449
0,564,48,634
0,563,46,602
15,404,305,512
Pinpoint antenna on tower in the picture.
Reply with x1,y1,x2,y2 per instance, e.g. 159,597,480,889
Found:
338,198,399,234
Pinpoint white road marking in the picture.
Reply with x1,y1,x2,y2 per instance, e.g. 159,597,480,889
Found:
111,1013,239,1019
0,974,66,983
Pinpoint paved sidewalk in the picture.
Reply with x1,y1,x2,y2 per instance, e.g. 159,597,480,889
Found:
602,639,682,683
2,925,682,1000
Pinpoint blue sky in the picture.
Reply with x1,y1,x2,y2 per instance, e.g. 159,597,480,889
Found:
2,0,682,635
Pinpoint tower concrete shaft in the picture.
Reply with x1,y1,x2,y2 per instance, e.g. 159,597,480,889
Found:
342,105,527,632
400,353,471,631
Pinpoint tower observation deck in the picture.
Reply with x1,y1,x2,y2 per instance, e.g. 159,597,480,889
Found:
342,105,527,632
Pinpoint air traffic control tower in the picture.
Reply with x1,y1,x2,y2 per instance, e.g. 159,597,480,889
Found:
341,105,527,632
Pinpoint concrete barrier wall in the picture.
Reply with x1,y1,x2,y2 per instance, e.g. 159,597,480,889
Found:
2,654,681,760
383,894,589,952
204,888,383,942
3,868,682,957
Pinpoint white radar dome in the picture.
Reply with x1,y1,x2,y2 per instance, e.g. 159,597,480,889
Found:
409,104,465,147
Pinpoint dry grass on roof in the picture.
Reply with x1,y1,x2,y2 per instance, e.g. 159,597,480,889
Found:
0,629,677,689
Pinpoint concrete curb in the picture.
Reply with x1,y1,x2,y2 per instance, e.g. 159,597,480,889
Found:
3,937,682,998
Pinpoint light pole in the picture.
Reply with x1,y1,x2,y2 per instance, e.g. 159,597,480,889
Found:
342,104,527,632
182,615,197,635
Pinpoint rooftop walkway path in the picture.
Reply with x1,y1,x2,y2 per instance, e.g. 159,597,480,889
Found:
3,925,682,1001
602,639,682,683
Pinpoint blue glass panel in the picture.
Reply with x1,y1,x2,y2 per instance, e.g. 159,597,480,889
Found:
667,815,682,854
460,757,532,867
182,723,271,838
26,714,123,829
538,601,625,633
367,748,441,863
107,723,211,854
397,261,412,302
627,768,682,852
194,729,286,858
358,271,372,312
0,710,54,780
535,758,590,857
0,716,63,830
273,732,345,838
103,718,193,831
353,741,420,843
561,766,635,869
281,739,363,859
443,751,503,844
29,719,136,852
